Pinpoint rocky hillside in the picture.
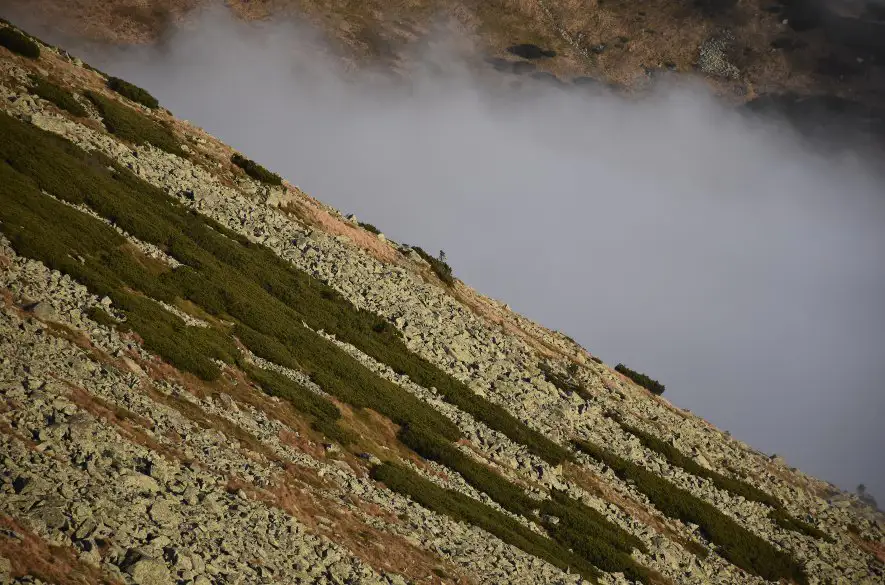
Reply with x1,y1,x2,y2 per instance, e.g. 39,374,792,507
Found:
1,20,883,585
7,0,885,106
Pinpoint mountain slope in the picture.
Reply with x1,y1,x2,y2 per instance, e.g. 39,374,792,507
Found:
6,0,885,106
0,20,883,585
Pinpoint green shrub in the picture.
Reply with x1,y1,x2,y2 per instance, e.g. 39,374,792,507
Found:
543,490,647,555
359,221,381,235
86,306,119,328
413,246,455,286
371,462,600,582
29,75,87,117
107,76,159,109
573,439,808,584
86,91,180,154
540,491,656,583
0,27,39,59
769,508,834,542
614,363,665,395
231,153,283,186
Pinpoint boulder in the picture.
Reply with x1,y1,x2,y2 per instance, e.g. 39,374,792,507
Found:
128,559,173,585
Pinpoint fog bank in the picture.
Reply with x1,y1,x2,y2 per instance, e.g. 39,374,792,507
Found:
7,6,885,502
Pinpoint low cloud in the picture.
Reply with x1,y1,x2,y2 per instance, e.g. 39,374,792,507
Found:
7,5,885,501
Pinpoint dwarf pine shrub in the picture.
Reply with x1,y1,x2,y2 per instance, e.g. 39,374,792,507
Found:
0,27,39,59
107,76,159,109
231,153,283,186
29,75,87,117
615,363,665,395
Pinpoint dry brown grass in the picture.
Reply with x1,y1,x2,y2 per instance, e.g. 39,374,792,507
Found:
452,282,571,361
0,515,124,585
226,474,471,584
62,381,196,466
282,194,402,264
850,532,885,564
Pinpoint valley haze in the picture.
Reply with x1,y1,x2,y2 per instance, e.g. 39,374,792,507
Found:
6,5,884,504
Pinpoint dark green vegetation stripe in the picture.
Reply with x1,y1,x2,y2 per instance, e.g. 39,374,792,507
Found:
614,417,833,542
398,425,657,583
86,91,180,154
107,76,159,109
91,91,566,464
615,419,780,507
0,26,39,59
29,75,87,117
573,439,808,584
370,462,601,583
615,363,665,395
0,110,459,442
231,153,283,186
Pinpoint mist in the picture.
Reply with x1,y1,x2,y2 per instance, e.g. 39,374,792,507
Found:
7,6,884,503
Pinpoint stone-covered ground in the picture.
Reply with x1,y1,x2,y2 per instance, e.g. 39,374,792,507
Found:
1,25,884,585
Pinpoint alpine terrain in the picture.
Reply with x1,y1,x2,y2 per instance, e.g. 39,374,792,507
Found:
0,8,883,585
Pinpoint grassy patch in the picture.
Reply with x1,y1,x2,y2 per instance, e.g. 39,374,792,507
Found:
29,75,87,117
107,76,159,109
231,153,283,186
371,462,600,582
573,439,807,584
615,363,665,395
0,26,39,59
86,91,180,154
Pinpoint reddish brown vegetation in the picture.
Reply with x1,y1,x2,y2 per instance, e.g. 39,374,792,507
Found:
63,382,193,466
0,516,123,585
225,475,469,585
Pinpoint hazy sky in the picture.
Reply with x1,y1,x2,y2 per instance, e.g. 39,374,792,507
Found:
7,6,884,503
